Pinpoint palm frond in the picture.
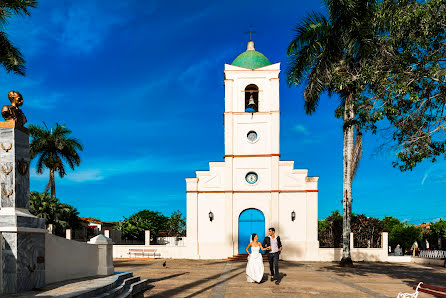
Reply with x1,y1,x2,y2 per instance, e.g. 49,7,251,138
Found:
0,32,25,75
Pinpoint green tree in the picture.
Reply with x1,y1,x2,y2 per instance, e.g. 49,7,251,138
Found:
358,0,446,171
388,223,422,253
29,191,80,236
29,123,83,199
0,0,37,75
286,0,380,266
116,210,168,241
382,216,401,233
430,219,446,249
318,211,343,248
351,214,383,248
166,210,186,236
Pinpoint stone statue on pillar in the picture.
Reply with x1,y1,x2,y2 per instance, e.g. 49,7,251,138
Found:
0,91,46,294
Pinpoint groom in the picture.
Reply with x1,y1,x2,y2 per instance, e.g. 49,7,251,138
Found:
263,227,282,284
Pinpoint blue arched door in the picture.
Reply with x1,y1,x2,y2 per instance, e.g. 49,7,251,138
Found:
238,209,265,254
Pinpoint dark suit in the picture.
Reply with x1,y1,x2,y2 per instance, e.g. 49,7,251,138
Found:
263,236,282,279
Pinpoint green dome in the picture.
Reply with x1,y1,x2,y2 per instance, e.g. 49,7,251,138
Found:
232,41,271,69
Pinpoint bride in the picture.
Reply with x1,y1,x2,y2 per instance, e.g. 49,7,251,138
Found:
245,233,268,283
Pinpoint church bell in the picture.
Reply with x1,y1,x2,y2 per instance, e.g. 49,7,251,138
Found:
247,93,256,108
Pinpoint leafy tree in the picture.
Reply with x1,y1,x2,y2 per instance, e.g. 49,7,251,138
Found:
0,0,37,75
431,219,446,240
430,219,446,249
389,223,422,253
318,211,343,248
29,191,59,223
167,210,186,236
29,123,83,199
351,214,383,248
382,216,401,233
358,0,446,171
286,0,381,266
29,191,80,237
116,210,168,241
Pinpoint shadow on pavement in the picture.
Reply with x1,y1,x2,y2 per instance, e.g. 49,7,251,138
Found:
315,262,446,289
149,266,244,297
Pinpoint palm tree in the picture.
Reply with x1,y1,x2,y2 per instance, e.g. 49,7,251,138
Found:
286,0,380,266
0,0,37,75
29,191,80,236
29,123,83,199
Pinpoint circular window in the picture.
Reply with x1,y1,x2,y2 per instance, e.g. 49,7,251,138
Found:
245,172,258,184
247,131,258,143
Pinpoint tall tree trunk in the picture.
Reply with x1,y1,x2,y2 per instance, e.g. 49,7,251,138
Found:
44,179,51,194
340,93,355,267
50,169,56,199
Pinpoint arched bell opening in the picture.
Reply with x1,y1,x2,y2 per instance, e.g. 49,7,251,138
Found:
245,84,259,113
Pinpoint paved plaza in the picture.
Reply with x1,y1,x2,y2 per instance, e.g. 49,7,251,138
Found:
114,259,446,297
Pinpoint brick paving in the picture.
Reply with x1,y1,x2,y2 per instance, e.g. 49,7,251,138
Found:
114,258,446,297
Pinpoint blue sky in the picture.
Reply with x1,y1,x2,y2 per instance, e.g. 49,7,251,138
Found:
0,0,444,223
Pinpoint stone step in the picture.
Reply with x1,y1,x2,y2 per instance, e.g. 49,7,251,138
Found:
116,279,152,298
228,253,269,262
69,272,134,298
5,272,151,298
97,276,142,298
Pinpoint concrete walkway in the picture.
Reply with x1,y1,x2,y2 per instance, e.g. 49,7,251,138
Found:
114,259,446,297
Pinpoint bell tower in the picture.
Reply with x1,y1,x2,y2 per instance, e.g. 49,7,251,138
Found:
223,40,281,159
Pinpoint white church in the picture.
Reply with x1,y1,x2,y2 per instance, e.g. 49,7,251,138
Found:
185,40,320,261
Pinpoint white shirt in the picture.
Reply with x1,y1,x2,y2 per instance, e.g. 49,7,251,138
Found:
269,235,279,253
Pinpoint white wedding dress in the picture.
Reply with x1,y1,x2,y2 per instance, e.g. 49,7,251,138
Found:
246,246,264,283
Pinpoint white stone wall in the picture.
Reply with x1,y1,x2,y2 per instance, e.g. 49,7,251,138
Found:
113,245,191,259
45,234,99,284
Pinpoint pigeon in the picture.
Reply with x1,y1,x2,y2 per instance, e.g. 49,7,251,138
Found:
163,261,166,268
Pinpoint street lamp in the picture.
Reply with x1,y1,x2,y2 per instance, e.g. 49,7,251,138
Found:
209,211,214,222
291,210,296,221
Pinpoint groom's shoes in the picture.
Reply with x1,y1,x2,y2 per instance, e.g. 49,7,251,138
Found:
270,277,275,281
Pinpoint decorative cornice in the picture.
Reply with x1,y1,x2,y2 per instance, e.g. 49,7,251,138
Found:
186,190,318,194
224,154,280,158
224,111,280,115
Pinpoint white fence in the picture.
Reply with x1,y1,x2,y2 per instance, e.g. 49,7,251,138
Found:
419,250,446,259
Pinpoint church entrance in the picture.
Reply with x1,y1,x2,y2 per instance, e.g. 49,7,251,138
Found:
238,208,265,254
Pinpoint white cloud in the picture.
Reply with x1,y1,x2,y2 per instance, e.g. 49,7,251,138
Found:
30,154,203,184
292,124,310,135
421,163,446,186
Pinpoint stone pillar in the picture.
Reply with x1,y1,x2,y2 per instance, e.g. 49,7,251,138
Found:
382,232,389,261
88,234,114,276
349,232,354,250
0,123,46,294
65,229,72,240
47,224,54,234
145,230,150,246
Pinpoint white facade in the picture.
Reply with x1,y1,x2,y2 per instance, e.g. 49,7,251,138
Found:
185,42,320,261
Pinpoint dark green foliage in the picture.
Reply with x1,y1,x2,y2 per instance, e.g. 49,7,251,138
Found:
0,0,37,75
318,211,343,247
388,223,422,253
422,219,446,249
116,210,186,241
319,211,425,251
382,216,401,233
167,210,186,237
29,191,80,237
29,123,83,199
351,214,383,248
357,0,446,171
